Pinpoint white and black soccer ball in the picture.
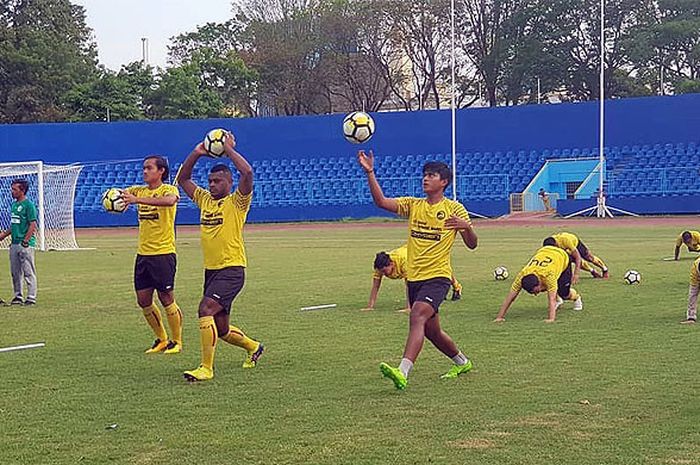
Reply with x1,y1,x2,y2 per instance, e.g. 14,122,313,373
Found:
493,266,509,281
101,188,127,213
624,269,641,285
203,128,228,157
342,111,375,144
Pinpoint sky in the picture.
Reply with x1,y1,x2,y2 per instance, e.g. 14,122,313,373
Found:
72,0,234,70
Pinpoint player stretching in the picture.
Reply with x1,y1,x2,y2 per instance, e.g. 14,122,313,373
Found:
121,156,183,354
682,257,700,324
494,244,582,323
674,230,700,261
178,133,263,382
544,232,609,279
363,245,464,313
358,150,477,390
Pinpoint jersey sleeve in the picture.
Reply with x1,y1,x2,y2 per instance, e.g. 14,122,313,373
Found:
231,188,253,213
192,186,210,208
395,197,415,218
372,269,382,279
25,201,38,222
451,201,472,224
676,235,684,247
510,271,524,293
163,184,180,199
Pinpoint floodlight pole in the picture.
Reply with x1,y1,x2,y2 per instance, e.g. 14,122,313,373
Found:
450,0,457,201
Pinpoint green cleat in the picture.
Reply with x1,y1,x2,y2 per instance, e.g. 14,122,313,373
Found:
379,362,407,390
440,359,473,380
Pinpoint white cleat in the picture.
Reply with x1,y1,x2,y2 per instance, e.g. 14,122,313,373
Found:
555,296,564,310
573,296,583,311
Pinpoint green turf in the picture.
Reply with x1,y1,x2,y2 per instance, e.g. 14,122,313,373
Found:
1,221,698,465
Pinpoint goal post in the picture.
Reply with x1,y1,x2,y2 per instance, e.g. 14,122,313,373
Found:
0,161,83,251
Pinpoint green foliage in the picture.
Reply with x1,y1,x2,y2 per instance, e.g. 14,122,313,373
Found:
147,63,224,120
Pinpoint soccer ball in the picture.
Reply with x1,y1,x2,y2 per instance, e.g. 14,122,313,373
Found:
493,266,509,281
624,269,641,285
102,188,126,213
343,111,375,144
203,128,228,157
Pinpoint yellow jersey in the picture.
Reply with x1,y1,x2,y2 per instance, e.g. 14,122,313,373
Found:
676,231,700,252
126,184,179,256
373,245,408,280
512,246,570,293
193,186,252,270
395,196,471,282
551,232,579,255
691,257,700,287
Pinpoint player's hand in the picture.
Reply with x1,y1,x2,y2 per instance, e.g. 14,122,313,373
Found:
444,215,471,230
121,191,137,205
572,272,580,285
224,131,236,151
357,150,374,173
493,317,505,323
193,142,209,157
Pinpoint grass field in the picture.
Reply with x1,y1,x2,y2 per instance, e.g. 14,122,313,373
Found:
1,218,699,465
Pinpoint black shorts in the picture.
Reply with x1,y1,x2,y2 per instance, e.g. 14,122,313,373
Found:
407,277,452,313
576,240,590,260
557,257,573,299
203,266,245,314
134,254,176,292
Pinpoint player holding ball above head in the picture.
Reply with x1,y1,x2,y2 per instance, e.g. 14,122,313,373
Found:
177,130,263,382
119,156,184,355
357,149,477,390
494,244,582,323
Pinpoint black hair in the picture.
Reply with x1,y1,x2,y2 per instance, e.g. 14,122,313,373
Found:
422,162,452,188
374,251,391,270
11,179,29,194
521,274,540,293
543,237,556,247
210,164,232,176
682,231,692,241
144,155,169,182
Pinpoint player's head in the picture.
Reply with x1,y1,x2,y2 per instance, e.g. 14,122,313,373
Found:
542,237,557,247
143,156,169,184
373,251,394,276
521,273,544,295
422,162,451,194
10,179,28,200
209,164,233,199
682,231,692,244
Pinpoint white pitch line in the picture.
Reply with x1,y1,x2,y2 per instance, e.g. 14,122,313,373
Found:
0,342,46,353
300,304,337,311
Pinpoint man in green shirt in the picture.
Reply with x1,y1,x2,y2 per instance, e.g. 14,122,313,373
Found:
0,179,38,305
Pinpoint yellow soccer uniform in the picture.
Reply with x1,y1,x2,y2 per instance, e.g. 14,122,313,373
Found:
193,186,252,270
676,231,700,252
373,245,408,280
691,257,700,287
551,232,579,255
395,197,471,282
126,184,179,255
512,246,570,293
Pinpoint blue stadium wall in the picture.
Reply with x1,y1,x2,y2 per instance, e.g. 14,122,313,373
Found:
0,94,698,225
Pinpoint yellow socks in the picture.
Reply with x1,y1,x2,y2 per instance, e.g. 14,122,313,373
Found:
199,316,217,370
164,302,183,345
142,304,168,341
580,261,593,272
590,255,608,271
567,288,580,302
451,277,462,292
221,326,259,353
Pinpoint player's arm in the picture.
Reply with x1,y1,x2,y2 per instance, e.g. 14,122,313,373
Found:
223,132,253,196
545,290,558,323
363,277,382,311
570,248,582,284
403,280,411,311
494,289,519,322
22,220,36,247
357,150,398,213
444,216,477,249
122,192,178,207
0,229,9,241
177,143,209,199
674,245,681,260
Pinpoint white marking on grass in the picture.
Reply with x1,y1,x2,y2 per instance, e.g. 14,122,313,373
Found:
300,304,337,311
0,342,45,353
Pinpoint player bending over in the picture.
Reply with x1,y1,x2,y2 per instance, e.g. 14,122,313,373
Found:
545,232,609,280
674,230,700,261
363,245,464,313
177,133,264,382
682,257,700,324
121,156,183,354
494,244,582,323
358,150,477,390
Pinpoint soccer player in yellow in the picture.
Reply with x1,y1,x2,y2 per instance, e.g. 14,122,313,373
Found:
363,245,464,312
120,156,183,354
544,232,609,279
177,133,263,382
681,257,700,324
674,230,700,261
358,150,478,390
494,245,582,323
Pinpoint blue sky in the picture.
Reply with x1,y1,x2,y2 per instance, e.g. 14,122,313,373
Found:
73,0,234,70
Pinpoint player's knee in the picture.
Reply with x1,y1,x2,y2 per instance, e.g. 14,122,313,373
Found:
157,290,174,307
198,299,219,317
136,296,153,308
409,303,434,324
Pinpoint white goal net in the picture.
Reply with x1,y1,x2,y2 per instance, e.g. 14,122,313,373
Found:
0,161,83,251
